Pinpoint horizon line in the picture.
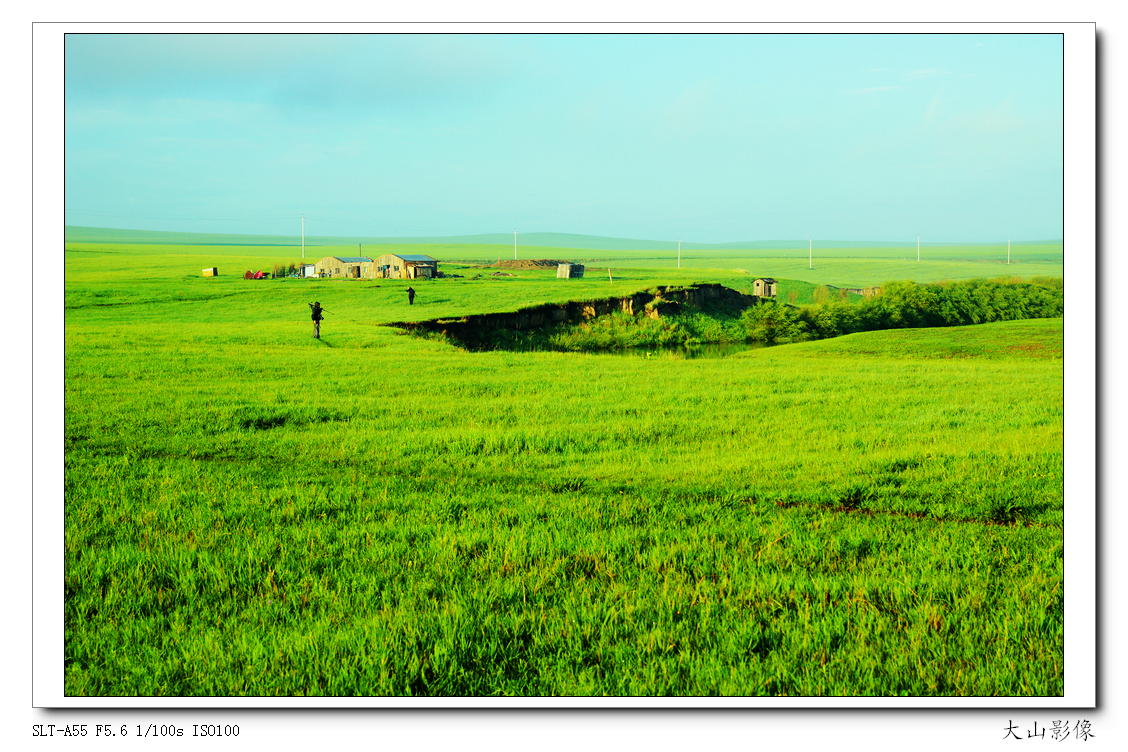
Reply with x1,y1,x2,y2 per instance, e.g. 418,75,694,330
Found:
63,225,1065,248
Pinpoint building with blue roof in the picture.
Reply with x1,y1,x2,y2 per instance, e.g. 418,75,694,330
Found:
313,255,375,278
310,252,440,280
371,252,439,280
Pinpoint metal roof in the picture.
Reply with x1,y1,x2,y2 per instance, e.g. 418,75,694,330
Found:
333,256,374,263
395,254,437,262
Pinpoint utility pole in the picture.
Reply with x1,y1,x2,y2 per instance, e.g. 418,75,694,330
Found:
678,239,681,269
514,230,517,260
301,215,305,259
1008,239,1011,265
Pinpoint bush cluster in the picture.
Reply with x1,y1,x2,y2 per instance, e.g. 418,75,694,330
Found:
473,309,748,352
742,277,1064,344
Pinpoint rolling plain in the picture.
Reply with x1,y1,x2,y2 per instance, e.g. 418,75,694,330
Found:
63,234,1065,696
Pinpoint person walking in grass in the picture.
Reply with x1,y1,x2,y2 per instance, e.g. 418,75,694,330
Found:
406,287,416,306
309,301,324,338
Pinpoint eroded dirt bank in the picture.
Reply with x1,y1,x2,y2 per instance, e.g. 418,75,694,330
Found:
385,283,764,350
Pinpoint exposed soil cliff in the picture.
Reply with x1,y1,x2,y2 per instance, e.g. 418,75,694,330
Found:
385,283,764,350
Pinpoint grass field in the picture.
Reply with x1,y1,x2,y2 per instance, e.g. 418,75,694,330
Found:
64,227,1064,290
63,238,1064,696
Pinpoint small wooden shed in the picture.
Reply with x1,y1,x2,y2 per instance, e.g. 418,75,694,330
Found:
202,267,218,277
557,263,585,279
753,278,778,298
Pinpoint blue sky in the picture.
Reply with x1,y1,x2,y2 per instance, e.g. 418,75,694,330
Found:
64,33,1064,243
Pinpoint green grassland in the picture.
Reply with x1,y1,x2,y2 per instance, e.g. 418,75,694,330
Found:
63,239,1064,696
65,228,1063,290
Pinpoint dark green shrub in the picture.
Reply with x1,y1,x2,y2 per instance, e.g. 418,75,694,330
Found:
741,301,810,344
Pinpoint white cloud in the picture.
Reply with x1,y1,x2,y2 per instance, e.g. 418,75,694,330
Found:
905,68,951,80
845,86,903,95
656,80,723,140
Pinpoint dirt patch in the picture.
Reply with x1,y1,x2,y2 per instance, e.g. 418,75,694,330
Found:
489,259,571,270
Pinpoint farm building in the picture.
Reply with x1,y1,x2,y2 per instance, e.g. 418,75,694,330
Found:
371,253,439,280
313,256,375,279
556,263,585,279
753,278,778,298
299,264,316,278
202,267,218,277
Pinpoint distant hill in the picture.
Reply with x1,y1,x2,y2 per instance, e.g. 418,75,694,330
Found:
63,226,1062,251
65,226,318,247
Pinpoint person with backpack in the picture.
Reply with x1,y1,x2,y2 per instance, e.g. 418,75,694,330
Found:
309,301,324,338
